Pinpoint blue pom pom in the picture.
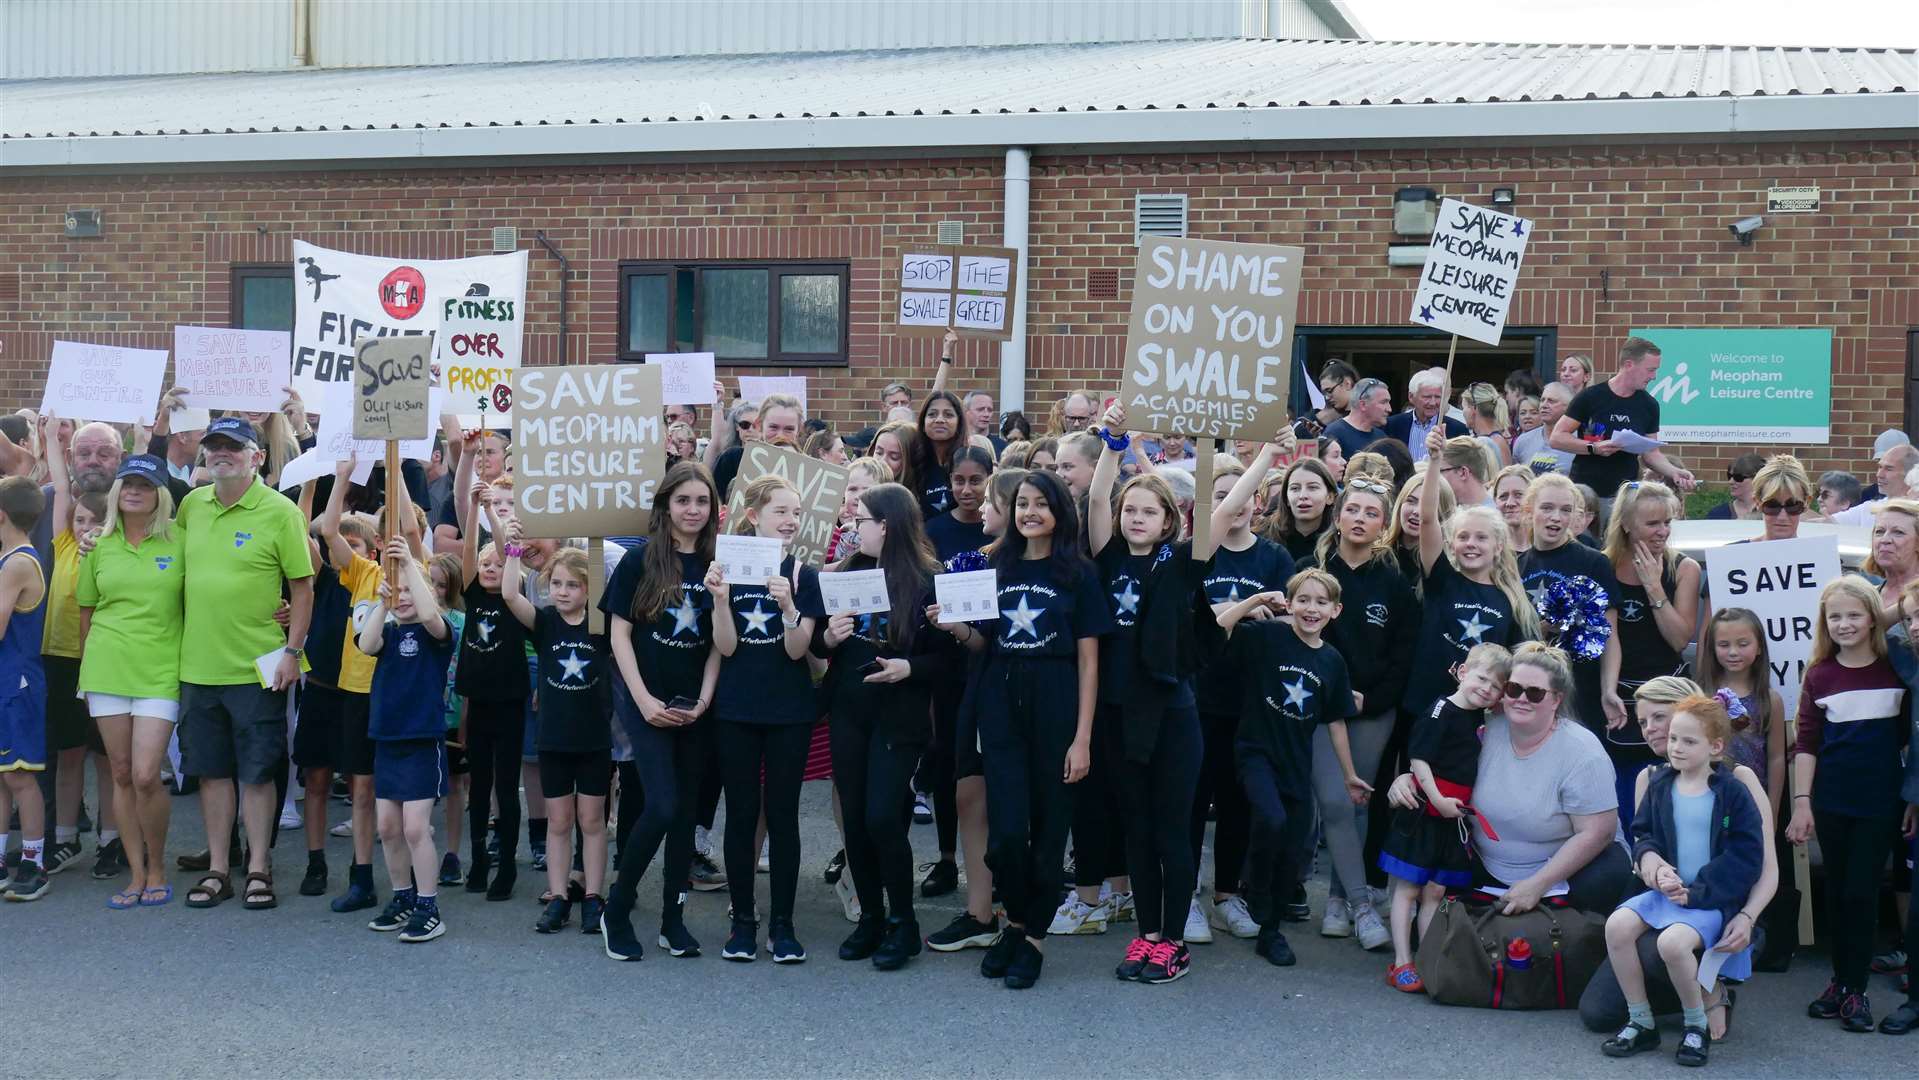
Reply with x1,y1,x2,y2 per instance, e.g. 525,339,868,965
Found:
1536,574,1612,660
945,549,989,573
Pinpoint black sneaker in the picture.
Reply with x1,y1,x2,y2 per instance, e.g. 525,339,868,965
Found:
485,864,516,902
658,921,702,958
722,918,759,962
1879,1000,1919,1035
368,894,413,932
1601,1022,1661,1058
1003,935,1044,989
1254,926,1296,967
767,916,807,963
580,895,605,935
299,858,328,897
1809,979,1845,1019
823,849,846,885
1839,991,1876,1033
464,853,490,893
840,916,886,961
981,924,1023,978
535,897,571,934
919,859,958,898
331,874,378,913
41,840,84,876
1143,940,1192,984
398,906,445,943
912,792,933,825
602,911,644,961
89,838,127,880
437,853,462,888
1280,883,1311,923
1674,1025,1709,1066
3,860,49,902
928,912,1000,952
687,851,727,892
872,917,922,971
1116,936,1154,981
529,843,548,872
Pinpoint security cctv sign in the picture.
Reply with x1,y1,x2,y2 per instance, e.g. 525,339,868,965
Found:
1766,186,1819,213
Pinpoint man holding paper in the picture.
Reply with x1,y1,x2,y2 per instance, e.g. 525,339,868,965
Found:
1551,337,1696,525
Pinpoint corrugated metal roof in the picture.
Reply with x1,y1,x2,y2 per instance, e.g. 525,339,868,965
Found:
3,37,1911,141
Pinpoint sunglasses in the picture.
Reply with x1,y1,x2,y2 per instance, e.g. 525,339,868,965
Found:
1346,477,1392,496
1760,500,1806,517
1729,471,1753,483
1502,682,1551,703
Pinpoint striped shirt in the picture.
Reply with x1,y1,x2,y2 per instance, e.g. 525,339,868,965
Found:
1795,655,1909,818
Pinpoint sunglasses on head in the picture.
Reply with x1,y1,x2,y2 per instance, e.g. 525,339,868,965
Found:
1761,499,1806,517
1503,682,1551,703
1346,477,1392,495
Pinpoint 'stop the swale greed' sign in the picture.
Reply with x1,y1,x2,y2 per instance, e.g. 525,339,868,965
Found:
1119,236,1304,443
896,245,1018,341
513,364,665,539
1409,198,1532,347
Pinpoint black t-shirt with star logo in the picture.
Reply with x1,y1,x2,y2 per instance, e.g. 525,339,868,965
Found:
1228,620,1355,793
600,541,712,705
989,557,1112,660
1096,541,1203,707
456,581,532,701
532,605,611,753
1519,540,1619,735
1400,556,1523,716
714,554,825,726
918,461,954,520
1195,537,1295,715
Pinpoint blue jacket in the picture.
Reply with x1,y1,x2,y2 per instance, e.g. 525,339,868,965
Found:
1630,764,1765,921
1380,410,1469,450
1889,644,1919,805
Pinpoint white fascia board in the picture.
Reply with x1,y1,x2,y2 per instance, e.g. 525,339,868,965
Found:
3,94,1913,171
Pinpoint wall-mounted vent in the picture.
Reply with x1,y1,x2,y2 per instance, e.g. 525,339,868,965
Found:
1086,268,1119,300
491,226,518,253
1135,194,1188,239
936,220,965,245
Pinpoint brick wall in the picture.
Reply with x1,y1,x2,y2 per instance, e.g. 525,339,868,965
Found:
1,137,1914,477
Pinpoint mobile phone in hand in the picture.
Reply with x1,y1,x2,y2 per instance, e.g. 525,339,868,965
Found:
666,696,700,713
857,660,885,677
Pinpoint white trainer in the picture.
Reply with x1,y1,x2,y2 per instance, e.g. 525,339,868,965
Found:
1184,894,1215,944
1209,893,1261,939
1321,895,1354,938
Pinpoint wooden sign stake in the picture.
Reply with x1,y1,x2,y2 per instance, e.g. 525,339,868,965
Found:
383,441,402,583
588,537,606,635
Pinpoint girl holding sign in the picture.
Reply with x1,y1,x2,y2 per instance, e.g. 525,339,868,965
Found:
817,482,954,970
705,476,824,965
936,469,1109,989
456,479,532,901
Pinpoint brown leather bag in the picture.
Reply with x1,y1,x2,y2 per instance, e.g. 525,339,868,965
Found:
1416,894,1608,1009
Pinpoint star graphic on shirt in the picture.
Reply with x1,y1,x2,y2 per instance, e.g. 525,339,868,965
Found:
1418,304,1435,323
1113,579,1141,616
1457,613,1490,644
668,596,701,637
1622,600,1644,621
476,619,495,643
1224,583,1243,603
741,600,776,638
1282,677,1313,711
932,491,951,512
557,649,589,683
1002,594,1042,640
1527,581,1549,609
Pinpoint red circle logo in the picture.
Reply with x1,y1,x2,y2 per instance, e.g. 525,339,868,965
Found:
377,266,427,320
492,384,513,412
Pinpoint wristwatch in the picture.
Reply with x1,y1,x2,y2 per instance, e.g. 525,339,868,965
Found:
1648,598,1666,610
283,646,305,660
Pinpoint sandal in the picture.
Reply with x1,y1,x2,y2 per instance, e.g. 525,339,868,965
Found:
106,887,142,910
185,872,233,908
1707,983,1737,1041
139,884,173,907
1385,961,1425,993
243,870,278,910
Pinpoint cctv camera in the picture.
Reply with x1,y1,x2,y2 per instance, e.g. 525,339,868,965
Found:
1728,215,1766,245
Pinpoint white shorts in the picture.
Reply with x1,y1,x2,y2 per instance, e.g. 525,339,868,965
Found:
85,693,180,724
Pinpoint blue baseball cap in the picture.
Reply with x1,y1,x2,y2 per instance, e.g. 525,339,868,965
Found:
202,416,260,448
115,454,166,485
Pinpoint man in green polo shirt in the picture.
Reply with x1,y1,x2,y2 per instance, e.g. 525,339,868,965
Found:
176,417,314,911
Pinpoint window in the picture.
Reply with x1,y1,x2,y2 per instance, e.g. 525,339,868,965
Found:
231,265,294,332
619,262,848,365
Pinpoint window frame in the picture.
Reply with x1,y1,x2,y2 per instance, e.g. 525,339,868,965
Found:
229,263,295,332
617,260,850,367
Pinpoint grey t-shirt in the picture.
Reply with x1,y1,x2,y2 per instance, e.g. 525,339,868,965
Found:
1470,715,1619,886
1512,426,1575,475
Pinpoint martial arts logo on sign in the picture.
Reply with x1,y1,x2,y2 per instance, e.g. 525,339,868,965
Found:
379,266,428,320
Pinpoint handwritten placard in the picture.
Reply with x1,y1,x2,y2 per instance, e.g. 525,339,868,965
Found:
934,569,999,623
1704,535,1841,720
41,341,169,426
738,376,807,413
895,245,1018,340
715,533,785,587
1410,198,1532,347
900,253,954,291
957,256,1010,293
172,326,291,413
513,364,665,539
353,334,433,440
898,291,952,329
723,442,848,567
1119,236,1304,442
819,569,890,616
646,352,718,406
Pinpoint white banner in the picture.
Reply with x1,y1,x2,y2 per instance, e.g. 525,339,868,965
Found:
290,240,527,408
41,341,168,426
1704,535,1842,718
1410,198,1532,347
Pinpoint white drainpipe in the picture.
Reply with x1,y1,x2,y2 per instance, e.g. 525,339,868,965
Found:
999,146,1031,413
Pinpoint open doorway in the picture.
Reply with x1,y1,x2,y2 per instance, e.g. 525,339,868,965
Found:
1291,326,1558,415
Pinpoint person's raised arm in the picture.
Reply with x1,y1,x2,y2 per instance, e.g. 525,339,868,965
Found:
704,382,729,470
1636,550,1699,652
320,457,359,572
396,537,446,640
390,459,425,565
705,562,738,657
1087,402,1126,557
356,582,390,657
1218,590,1286,637
930,329,956,395
1419,427,1447,574
1210,437,1287,542
459,475,484,587
499,522,537,629
0,424,29,478
44,414,72,536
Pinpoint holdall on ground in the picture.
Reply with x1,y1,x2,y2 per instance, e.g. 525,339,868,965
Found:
1416,894,1607,1009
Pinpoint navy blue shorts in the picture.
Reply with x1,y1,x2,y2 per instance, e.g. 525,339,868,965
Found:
374,738,448,803
0,680,47,773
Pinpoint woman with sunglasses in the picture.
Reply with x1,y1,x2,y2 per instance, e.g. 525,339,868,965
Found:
1752,455,1814,543
1706,453,1767,521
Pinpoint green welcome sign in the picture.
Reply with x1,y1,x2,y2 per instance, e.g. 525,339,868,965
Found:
1628,327,1832,444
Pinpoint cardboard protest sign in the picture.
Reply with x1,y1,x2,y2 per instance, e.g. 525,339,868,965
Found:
290,239,527,406
647,353,718,406
353,335,434,441
1410,199,1532,346
738,376,807,413
513,364,665,539
895,245,1017,340
1705,535,1841,716
1119,236,1303,442
315,381,438,463
723,442,848,567
171,326,290,413
41,341,169,426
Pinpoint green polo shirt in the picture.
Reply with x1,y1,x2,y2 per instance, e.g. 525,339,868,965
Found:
176,478,315,686
75,526,186,699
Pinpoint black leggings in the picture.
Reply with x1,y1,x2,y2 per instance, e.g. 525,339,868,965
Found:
614,761,642,858
1814,808,1902,991
832,709,924,923
1240,751,1314,927
1110,703,1203,938
606,712,708,927
465,697,526,865
978,658,1080,940
1190,708,1250,895
1072,710,1127,888
717,719,811,922
926,691,961,857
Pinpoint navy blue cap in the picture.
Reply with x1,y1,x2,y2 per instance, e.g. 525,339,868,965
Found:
115,454,165,485
202,416,260,447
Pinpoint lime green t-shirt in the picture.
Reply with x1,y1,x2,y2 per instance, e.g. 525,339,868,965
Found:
75,527,186,698
176,478,316,686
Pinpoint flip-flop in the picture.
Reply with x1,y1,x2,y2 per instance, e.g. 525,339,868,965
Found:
139,884,173,907
106,888,142,910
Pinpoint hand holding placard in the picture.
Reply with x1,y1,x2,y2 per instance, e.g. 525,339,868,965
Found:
715,534,785,586
819,569,890,616
934,569,999,623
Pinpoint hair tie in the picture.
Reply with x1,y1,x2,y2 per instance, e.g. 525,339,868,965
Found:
1713,686,1749,720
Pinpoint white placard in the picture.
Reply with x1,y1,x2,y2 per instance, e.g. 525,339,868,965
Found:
957,255,1011,293
738,376,807,413
647,352,718,406
314,380,439,463
41,341,169,426
952,294,1008,333
819,568,891,616
898,291,952,328
715,533,786,587
900,253,954,291
171,326,291,413
169,406,212,434
1410,198,1533,347
934,569,999,623
1704,535,1842,718
277,446,373,492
